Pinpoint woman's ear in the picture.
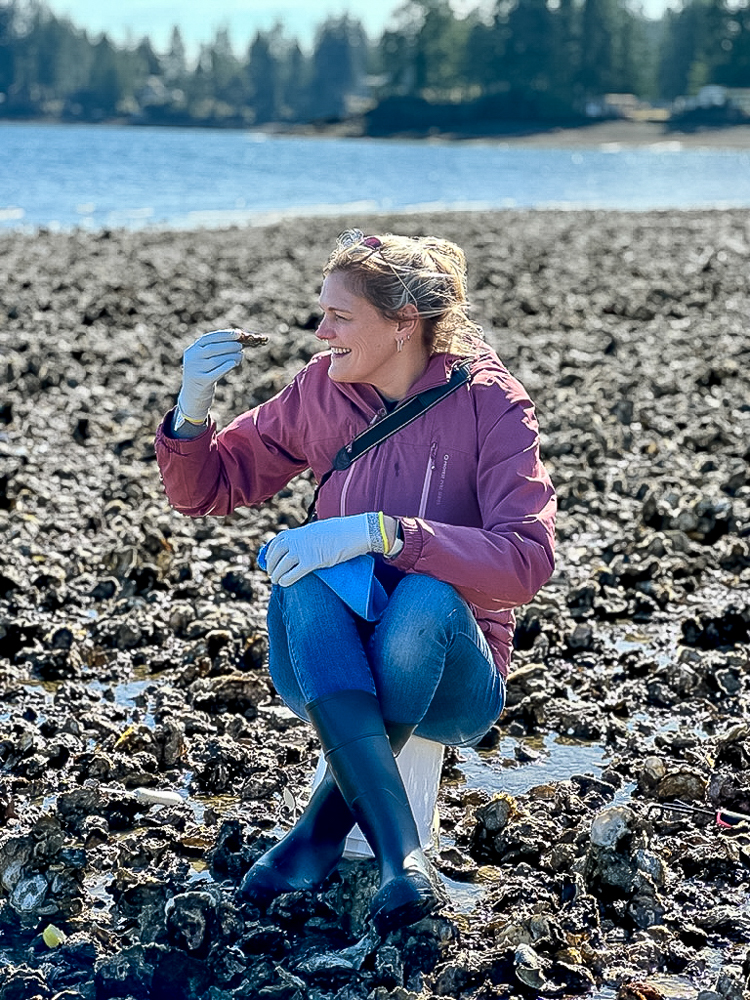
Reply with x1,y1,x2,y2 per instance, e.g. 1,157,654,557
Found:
395,303,420,333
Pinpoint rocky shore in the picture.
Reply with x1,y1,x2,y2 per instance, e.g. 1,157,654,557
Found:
1,208,749,1000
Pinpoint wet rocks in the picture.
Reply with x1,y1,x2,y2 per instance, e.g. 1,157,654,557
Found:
581,806,666,930
2,208,750,998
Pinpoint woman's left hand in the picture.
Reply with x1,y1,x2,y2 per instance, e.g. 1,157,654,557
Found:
263,514,374,587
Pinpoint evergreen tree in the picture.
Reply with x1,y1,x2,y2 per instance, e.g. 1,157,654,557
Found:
44,12,90,98
578,0,620,96
207,27,245,108
0,2,14,98
462,15,504,94
0,0,746,128
412,0,467,95
75,35,122,117
379,26,415,95
658,0,734,98
714,4,750,87
247,30,279,123
615,9,648,96
163,26,187,84
504,0,556,98
553,0,582,109
659,5,698,98
281,40,307,120
308,16,367,120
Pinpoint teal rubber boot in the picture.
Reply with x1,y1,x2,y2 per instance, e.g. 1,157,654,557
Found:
238,711,417,905
306,689,446,936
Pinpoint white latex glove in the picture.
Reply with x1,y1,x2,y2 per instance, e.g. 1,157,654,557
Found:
177,329,244,423
263,514,376,587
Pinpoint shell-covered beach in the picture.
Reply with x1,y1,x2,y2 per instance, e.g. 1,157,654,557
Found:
1,208,749,1000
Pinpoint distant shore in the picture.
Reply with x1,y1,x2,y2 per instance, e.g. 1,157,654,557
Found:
251,116,750,149
476,119,750,148
5,115,750,149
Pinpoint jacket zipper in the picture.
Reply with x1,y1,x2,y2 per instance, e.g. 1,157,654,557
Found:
339,463,357,516
418,442,438,517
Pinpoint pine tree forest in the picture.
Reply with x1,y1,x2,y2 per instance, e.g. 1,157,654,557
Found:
0,0,748,131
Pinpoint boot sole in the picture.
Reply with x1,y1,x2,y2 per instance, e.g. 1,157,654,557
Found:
238,860,321,905
370,873,446,936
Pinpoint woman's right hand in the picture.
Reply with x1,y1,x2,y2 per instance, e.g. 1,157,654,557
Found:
176,329,244,423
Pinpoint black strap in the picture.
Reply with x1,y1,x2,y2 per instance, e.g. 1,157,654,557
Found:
306,360,471,522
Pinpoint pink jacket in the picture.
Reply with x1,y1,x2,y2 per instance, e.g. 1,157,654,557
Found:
154,344,556,679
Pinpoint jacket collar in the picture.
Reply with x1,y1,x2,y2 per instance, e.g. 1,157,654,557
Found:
320,351,463,415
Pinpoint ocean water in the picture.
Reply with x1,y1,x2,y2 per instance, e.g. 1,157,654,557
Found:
1,121,750,232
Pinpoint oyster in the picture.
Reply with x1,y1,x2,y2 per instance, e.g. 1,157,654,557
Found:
234,328,268,348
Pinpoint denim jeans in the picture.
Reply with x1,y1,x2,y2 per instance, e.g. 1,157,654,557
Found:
267,569,506,747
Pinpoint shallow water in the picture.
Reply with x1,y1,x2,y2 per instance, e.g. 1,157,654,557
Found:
3,122,750,232
457,733,611,798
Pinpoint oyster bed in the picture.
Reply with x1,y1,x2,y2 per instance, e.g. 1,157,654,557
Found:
1,209,749,1000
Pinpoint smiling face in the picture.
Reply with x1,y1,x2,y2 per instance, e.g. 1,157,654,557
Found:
316,271,424,400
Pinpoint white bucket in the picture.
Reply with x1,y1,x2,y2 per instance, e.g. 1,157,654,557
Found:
311,735,445,859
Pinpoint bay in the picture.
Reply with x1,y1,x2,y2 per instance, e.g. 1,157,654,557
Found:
1,121,750,232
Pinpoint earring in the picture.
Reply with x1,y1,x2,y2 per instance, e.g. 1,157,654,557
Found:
396,337,404,352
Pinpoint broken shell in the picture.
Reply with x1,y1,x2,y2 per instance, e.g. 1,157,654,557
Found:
42,923,67,948
514,943,547,989
10,874,48,914
590,806,635,848
655,770,707,802
132,787,185,807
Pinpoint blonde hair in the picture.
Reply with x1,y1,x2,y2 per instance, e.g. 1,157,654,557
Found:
323,229,482,356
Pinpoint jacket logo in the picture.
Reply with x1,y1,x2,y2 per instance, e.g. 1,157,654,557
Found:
436,453,450,506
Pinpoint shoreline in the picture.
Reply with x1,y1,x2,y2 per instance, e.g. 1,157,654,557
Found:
2,204,750,244
4,115,750,150
452,118,750,149
4,201,750,242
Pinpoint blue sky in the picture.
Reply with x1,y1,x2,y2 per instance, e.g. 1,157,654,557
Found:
44,1,441,55
44,0,670,57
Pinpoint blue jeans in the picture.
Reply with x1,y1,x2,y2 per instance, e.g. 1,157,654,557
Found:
267,570,505,747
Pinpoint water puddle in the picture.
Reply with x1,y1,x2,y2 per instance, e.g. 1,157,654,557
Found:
89,677,152,705
89,676,156,727
11,671,161,731
455,732,610,798
437,872,485,914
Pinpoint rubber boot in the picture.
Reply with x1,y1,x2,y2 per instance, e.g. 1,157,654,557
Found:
238,715,416,905
306,689,446,936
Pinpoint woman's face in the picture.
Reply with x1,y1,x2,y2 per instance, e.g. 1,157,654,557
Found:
316,271,404,396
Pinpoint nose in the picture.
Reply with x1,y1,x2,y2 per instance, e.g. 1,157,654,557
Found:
315,315,331,341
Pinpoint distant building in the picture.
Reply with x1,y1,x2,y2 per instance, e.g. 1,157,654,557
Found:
696,85,727,108
585,93,650,119
726,89,750,116
673,85,750,120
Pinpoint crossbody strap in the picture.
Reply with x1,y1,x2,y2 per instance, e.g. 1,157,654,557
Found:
305,360,472,523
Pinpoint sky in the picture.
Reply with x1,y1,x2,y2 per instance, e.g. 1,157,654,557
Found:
43,0,672,58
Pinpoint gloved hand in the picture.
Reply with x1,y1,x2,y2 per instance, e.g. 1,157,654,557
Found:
263,514,379,587
177,329,244,423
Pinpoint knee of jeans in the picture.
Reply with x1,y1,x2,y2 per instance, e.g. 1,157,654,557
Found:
273,574,330,605
389,576,465,632
378,582,463,668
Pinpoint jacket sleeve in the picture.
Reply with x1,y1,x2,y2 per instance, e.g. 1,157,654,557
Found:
154,376,310,517
390,382,556,611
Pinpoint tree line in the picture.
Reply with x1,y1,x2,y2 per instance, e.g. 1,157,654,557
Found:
0,0,748,131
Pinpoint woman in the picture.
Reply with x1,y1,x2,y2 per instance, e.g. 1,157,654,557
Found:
155,229,556,936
